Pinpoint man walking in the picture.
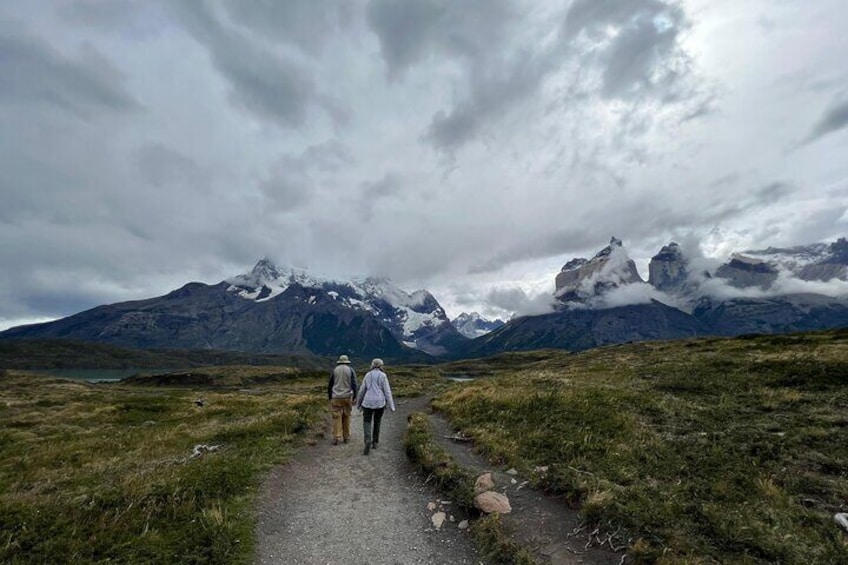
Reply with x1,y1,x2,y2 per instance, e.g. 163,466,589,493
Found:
327,354,357,445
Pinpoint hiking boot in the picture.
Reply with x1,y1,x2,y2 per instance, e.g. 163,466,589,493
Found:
343,438,349,444
364,443,370,455
371,442,379,449
332,438,339,445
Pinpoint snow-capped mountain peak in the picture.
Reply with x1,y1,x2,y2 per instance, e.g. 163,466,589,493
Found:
555,237,644,303
224,259,464,354
451,312,506,339
226,260,328,302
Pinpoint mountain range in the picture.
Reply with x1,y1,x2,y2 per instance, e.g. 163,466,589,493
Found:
2,237,846,361
462,236,848,357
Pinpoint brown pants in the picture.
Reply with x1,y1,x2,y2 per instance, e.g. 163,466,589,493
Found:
330,398,353,441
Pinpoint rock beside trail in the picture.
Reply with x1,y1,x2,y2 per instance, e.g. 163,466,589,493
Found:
474,491,512,514
475,472,495,493
431,512,446,530
835,513,848,533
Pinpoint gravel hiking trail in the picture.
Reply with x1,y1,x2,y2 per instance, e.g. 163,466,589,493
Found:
255,396,482,565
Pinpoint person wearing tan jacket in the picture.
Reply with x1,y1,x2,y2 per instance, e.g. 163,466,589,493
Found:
327,354,357,445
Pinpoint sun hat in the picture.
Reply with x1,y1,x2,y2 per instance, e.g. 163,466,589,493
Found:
370,358,384,368
337,355,351,364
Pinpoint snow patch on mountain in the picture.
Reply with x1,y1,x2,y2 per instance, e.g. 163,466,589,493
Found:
451,312,505,339
226,259,462,353
743,244,830,272
226,259,327,302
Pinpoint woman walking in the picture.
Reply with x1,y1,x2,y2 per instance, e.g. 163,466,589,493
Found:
355,358,395,455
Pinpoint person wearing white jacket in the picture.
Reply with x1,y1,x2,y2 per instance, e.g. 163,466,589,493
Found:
355,358,395,455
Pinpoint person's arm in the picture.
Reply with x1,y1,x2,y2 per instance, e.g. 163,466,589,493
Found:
350,367,358,400
327,371,335,400
355,374,368,407
382,373,395,412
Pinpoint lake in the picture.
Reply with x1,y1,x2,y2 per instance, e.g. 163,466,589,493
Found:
34,368,177,383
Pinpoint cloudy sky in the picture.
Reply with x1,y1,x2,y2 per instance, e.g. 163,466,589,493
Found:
2,0,847,329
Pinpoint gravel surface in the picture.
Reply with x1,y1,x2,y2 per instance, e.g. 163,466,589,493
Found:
255,396,483,565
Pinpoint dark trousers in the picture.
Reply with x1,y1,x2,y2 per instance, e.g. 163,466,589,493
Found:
362,407,385,446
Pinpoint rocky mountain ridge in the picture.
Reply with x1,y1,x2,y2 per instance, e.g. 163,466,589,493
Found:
2,238,846,360
450,312,506,339
454,236,848,357
225,259,465,355
555,236,848,308
0,260,465,361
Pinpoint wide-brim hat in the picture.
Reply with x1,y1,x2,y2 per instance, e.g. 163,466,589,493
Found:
337,355,351,364
370,358,384,368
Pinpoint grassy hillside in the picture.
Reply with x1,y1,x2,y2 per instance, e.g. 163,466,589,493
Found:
0,368,327,564
433,330,848,564
0,360,441,564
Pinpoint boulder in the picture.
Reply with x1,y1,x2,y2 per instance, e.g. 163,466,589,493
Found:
835,513,848,533
474,491,512,514
475,472,495,493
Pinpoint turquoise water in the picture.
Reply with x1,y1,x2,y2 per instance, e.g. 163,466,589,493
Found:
444,374,476,382
34,368,176,383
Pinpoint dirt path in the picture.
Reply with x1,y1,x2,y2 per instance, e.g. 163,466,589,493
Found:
254,396,482,565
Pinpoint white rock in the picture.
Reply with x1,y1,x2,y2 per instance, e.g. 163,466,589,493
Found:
458,520,469,530
506,468,518,475
510,478,517,485
835,513,848,533
431,512,446,530
475,472,495,493
533,465,549,476
427,502,437,511
474,491,512,514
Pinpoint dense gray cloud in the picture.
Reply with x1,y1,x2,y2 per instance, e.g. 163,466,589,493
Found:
168,1,333,129
223,1,354,55
135,144,205,188
804,96,848,145
369,0,546,150
257,140,355,213
1,0,848,329
563,0,690,99
373,0,702,151
0,23,140,117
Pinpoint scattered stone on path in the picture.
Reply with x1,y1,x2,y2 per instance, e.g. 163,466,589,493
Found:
534,465,549,476
431,512,446,530
475,472,495,493
458,520,469,530
506,468,518,475
510,478,518,485
835,513,848,533
427,502,437,511
474,491,512,514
